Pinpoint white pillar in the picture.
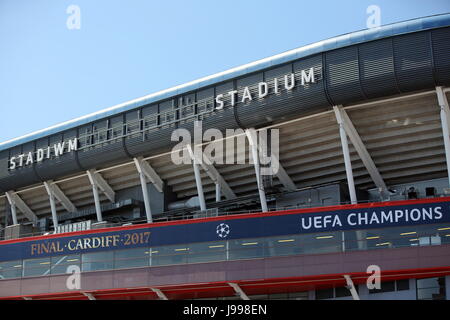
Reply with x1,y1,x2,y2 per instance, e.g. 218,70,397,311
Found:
246,129,268,212
339,123,357,204
91,185,103,222
343,275,360,300
187,144,206,211
5,192,18,225
334,107,357,204
11,205,18,225
228,282,250,300
49,194,59,229
215,183,221,202
44,182,59,229
138,171,153,223
437,87,450,187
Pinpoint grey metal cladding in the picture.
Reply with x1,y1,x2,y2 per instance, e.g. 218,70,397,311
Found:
0,151,11,192
432,28,450,85
2,144,41,191
35,130,82,181
78,116,130,169
292,55,330,109
326,46,366,104
236,55,329,128
393,32,435,92
358,38,399,99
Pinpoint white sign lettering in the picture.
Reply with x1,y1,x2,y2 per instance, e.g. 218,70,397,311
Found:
9,138,78,170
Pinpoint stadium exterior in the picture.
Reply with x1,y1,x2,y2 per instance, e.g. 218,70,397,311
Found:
0,14,450,300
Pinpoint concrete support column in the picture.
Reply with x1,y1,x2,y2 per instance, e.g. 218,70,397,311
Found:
246,129,268,212
44,182,59,229
187,144,206,211
5,192,18,226
91,185,103,222
138,171,153,223
334,106,357,204
437,87,450,187
215,183,221,202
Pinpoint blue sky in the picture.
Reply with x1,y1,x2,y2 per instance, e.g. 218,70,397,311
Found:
0,0,449,142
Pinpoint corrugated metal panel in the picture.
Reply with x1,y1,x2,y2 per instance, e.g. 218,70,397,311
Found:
326,46,366,104
359,38,399,99
393,32,435,92
78,116,130,169
35,129,82,181
432,27,450,85
0,144,41,191
236,55,330,128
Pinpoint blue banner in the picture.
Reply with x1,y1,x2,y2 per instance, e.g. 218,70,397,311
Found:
0,200,449,261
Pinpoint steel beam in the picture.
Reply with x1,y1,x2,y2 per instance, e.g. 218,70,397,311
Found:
86,170,115,222
188,145,236,201
333,107,357,204
334,105,388,198
151,287,168,300
228,282,250,300
134,157,164,193
343,275,360,300
5,191,37,225
215,183,221,202
437,86,450,187
133,157,163,223
4,192,18,225
245,129,268,212
44,181,77,213
257,131,296,191
86,170,115,203
82,292,96,300
187,144,207,211
44,182,59,229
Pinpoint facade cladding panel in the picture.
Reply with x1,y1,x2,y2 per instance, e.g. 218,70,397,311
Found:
325,46,366,104
199,86,240,134
432,28,450,84
35,129,81,181
77,116,129,170
393,32,435,92
1,26,450,190
358,38,398,99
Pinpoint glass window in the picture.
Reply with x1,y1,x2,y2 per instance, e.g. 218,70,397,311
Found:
300,232,341,255
396,279,410,291
114,248,150,269
50,254,81,275
187,241,227,264
417,277,446,300
288,291,309,300
335,286,353,298
228,238,265,260
0,260,23,279
315,288,334,300
267,293,288,300
264,235,301,257
151,245,188,266
369,280,395,294
82,251,114,272
23,257,51,277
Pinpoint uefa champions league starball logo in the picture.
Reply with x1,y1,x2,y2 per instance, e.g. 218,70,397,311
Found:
216,223,230,238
